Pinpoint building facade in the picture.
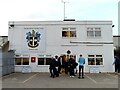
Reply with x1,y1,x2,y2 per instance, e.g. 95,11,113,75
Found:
8,21,114,73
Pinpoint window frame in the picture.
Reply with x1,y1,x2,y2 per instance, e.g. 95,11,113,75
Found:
15,57,30,66
87,54,103,66
37,55,52,66
87,27,101,38
62,27,77,38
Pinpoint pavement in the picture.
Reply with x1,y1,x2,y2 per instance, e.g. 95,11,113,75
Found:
1,72,119,88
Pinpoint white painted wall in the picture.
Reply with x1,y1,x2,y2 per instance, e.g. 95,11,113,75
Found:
8,21,114,73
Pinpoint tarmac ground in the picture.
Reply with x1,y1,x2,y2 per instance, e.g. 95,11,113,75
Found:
1,72,119,88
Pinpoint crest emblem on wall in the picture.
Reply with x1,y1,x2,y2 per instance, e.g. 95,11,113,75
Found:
26,30,41,48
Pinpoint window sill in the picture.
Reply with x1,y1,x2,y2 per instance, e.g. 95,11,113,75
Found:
87,37,103,39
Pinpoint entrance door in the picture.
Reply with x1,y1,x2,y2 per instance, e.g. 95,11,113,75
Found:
60,54,76,73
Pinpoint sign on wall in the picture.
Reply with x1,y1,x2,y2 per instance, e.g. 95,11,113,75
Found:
26,30,41,48
21,27,46,53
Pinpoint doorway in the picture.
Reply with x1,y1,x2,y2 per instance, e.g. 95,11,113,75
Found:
60,54,76,74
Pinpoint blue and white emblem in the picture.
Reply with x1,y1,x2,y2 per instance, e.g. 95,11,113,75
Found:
26,30,41,48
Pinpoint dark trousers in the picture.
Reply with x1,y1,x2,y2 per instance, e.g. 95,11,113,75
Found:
58,66,61,73
79,65,84,77
65,66,68,74
69,67,74,76
115,64,120,73
50,68,59,78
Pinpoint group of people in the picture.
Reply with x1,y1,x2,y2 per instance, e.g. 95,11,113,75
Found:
49,54,120,79
49,54,85,79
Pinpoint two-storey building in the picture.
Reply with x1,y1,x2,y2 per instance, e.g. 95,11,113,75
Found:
8,20,114,73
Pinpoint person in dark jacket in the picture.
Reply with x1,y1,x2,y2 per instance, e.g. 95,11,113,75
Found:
49,57,58,78
58,56,62,74
113,56,120,73
68,55,76,77
54,55,59,77
64,60,69,74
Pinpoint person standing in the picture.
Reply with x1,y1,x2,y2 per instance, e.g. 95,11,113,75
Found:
64,59,69,74
49,57,57,78
58,56,62,74
78,54,85,79
54,55,59,77
74,61,78,76
113,56,120,73
68,55,76,77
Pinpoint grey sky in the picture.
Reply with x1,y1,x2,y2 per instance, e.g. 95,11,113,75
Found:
0,0,119,36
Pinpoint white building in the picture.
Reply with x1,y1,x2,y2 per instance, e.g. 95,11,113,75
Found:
8,20,114,73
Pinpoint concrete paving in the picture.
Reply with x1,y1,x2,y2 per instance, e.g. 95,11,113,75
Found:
2,72,119,88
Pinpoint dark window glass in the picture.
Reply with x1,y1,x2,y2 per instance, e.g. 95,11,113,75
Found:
96,55,102,57
96,58,103,65
46,58,52,65
70,31,76,37
15,58,22,65
38,58,44,65
23,58,29,65
88,58,95,65
62,31,69,37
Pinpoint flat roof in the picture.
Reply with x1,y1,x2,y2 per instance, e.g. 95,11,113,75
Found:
9,20,112,26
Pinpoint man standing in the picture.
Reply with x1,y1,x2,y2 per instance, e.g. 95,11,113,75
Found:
49,57,57,78
78,54,85,79
49,56,59,78
58,56,62,74
54,55,59,77
68,55,76,77
113,56,120,73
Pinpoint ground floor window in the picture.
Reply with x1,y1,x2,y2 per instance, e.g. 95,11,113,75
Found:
38,58,52,65
38,58,44,65
88,55,103,65
15,58,29,65
38,54,76,66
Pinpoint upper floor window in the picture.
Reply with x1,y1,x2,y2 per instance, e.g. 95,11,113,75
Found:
62,28,76,38
87,27,101,38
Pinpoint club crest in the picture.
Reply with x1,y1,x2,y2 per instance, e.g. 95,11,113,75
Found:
26,30,41,48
